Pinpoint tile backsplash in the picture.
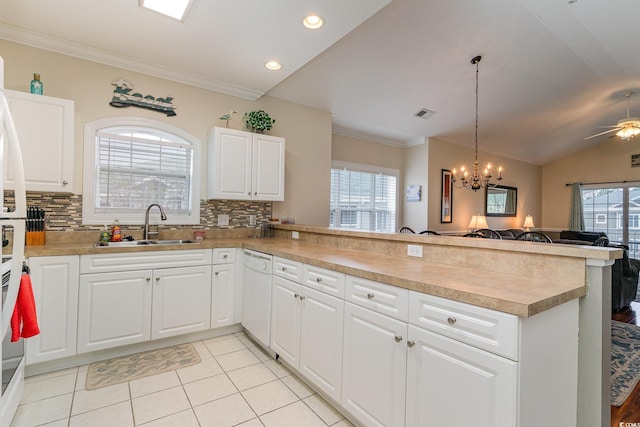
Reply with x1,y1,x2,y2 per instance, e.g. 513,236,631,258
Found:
5,192,271,232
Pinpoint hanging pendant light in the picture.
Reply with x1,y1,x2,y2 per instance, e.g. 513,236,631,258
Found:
451,55,503,191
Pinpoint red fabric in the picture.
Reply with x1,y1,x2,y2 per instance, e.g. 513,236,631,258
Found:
11,273,40,342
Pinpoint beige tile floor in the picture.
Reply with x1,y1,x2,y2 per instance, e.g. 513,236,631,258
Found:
11,332,354,427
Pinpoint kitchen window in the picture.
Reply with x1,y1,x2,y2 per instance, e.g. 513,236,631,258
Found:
82,117,200,225
330,161,398,232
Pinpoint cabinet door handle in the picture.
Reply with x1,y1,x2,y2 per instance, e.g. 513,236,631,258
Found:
156,277,160,282
294,293,299,299
394,335,403,343
215,271,219,276
447,316,457,325
367,293,375,299
299,295,306,300
146,277,151,282
62,180,69,185
248,192,251,195
281,266,287,271
407,340,415,348
316,277,322,283
223,254,228,258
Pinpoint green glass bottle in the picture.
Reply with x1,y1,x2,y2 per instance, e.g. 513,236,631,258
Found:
30,73,43,95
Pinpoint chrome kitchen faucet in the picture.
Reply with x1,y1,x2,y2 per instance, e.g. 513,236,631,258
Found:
144,203,167,240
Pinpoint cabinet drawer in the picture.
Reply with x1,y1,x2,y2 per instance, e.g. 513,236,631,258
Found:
273,257,303,283
80,249,213,274
409,291,519,360
345,275,409,322
213,248,236,264
303,264,345,298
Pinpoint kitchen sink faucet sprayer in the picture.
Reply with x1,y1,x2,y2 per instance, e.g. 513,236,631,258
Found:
144,203,167,240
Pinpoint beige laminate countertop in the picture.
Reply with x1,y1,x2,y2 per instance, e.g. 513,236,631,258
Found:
25,237,587,318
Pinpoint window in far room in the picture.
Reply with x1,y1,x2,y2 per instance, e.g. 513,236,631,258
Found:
329,161,398,233
82,117,201,226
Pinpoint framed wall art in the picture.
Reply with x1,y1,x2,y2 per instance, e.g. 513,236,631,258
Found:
441,169,453,223
406,185,421,202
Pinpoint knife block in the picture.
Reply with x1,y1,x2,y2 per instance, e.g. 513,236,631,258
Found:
26,231,45,246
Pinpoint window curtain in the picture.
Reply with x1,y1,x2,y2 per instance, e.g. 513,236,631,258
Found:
505,190,516,215
569,183,585,231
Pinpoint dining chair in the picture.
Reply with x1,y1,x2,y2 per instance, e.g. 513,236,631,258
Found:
398,227,416,234
462,232,485,238
419,230,440,235
475,228,503,239
514,231,553,243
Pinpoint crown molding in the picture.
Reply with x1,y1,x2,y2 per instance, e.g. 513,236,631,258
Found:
332,125,425,147
0,23,264,101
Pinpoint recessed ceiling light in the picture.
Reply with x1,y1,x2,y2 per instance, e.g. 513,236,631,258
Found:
303,15,323,29
140,0,192,21
265,61,282,71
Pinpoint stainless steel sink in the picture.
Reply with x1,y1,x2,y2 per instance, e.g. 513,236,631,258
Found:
93,239,200,248
151,239,200,245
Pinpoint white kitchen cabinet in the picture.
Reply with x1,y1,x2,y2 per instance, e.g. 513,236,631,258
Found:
271,271,345,403
78,250,214,353
299,286,344,402
151,266,212,339
211,248,236,328
405,324,517,427
270,275,302,367
4,89,75,192
26,256,79,364
77,270,152,353
342,301,407,427
207,127,285,201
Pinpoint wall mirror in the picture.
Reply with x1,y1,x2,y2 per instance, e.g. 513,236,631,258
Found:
485,185,517,217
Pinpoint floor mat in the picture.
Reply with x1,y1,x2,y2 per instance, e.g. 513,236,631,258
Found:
85,343,200,390
611,320,640,406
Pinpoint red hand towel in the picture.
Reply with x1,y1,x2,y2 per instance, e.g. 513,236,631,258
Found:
11,273,40,342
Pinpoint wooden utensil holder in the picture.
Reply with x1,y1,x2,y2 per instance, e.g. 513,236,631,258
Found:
26,231,46,246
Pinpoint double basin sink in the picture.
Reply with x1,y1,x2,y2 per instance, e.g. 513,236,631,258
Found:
93,239,200,248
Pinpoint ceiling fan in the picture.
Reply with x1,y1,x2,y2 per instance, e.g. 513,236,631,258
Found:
584,92,640,141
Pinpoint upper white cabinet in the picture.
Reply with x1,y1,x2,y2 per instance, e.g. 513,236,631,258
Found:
207,127,285,201
4,90,75,193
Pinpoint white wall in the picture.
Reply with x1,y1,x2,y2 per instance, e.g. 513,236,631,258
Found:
428,138,542,233
1,40,332,226
402,142,428,231
542,137,640,229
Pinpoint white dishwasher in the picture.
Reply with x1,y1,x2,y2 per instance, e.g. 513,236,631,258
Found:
241,249,273,347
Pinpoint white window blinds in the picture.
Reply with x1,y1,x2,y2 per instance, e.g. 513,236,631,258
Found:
330,162,398,232
95,129,193,214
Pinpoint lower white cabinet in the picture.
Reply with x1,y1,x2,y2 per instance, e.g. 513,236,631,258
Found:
78,270,152,353
405,324,517,427
26,256,79,364
341,302,407,427
271,275,344,402
78,265,212,354
151,266,212,339
211,248,237,328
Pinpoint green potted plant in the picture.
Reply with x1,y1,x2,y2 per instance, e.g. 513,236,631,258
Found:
243,110,276,133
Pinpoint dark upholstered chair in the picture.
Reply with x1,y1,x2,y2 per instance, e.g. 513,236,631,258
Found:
398,227,416,234
475,229,502,239
497,229,516,239
419,230,440,235
611,244,640,312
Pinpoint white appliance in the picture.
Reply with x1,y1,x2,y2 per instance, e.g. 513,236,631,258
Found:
0,56,28,427
241,249,272,347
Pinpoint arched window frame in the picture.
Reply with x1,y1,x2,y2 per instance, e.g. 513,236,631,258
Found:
82,117,201,225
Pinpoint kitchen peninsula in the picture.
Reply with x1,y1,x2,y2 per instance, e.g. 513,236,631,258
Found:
23,224,618,427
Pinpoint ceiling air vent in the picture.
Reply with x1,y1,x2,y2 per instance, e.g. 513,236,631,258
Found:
415,108,435,119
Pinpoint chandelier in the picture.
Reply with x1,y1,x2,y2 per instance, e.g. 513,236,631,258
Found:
451,55,502,191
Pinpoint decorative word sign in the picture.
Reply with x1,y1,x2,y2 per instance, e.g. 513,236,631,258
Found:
109,78,176,116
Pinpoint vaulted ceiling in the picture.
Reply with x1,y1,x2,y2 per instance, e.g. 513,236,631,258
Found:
2,0,639,165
